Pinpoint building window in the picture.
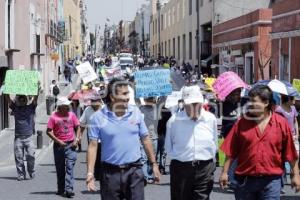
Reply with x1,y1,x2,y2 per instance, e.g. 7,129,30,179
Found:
168,40,171,56
178,36,181,60
189,0,192,15
173,38,176,57
69,16,72,37
183,34,186,60
280,54,290,81
165,41,167,56
161,15,164,31
189,32,192,60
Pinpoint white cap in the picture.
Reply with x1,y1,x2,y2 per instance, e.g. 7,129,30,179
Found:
182,85,204,104
56,97,72,106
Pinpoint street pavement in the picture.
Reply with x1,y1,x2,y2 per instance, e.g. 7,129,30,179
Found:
0,72,299,199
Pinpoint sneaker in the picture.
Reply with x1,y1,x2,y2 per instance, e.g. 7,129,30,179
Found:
55,191,64,196
65,191,75,198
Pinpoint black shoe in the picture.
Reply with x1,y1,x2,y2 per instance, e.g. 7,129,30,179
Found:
55,191,64,196
65,191,75,198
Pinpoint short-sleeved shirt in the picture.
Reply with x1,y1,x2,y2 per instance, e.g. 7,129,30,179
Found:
89,105,148,165
221,113,298,176
275,105,298,135
139,105,158,140
80,106,98,136
47,112,80,142
10,102,37,136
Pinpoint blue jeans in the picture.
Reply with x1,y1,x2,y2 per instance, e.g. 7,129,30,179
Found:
234,175,282,200
53,142,77,193
141,139,158,181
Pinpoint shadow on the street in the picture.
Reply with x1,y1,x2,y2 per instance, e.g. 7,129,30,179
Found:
39,163,55,167
213,186,234,194
30,191,57,195
81,190,100,195
0,177,17,180
281,196,300,200
75,177,86,181
48,170,56,173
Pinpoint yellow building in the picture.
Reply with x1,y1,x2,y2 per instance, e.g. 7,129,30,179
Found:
64,0,82,60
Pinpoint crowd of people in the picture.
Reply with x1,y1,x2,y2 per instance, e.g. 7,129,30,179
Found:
5,54,300,200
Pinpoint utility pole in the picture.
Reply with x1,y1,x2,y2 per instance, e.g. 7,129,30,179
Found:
196,0,201,78
142,11,145,57
157,0,161,58
94,24,97,55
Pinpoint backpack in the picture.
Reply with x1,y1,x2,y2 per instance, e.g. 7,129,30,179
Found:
53,85,60,96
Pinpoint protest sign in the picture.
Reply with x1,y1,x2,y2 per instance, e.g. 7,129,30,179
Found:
76,62,98,83
293,79,300,93
213,71,248,101
204,78,216,91
3,70,39,95
134,69,172,98
218,138,226,167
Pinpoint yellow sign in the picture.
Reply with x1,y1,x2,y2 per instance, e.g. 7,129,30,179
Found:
204,78,216,91
293,79,300,93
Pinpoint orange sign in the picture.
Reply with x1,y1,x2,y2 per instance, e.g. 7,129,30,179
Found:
50,53,59,61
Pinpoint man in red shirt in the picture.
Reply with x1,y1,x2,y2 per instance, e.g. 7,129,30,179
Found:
219,85,300,199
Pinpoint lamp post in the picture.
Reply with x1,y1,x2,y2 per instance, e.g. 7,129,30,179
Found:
196,0,201,78
142,11,145,57
156,0,161,58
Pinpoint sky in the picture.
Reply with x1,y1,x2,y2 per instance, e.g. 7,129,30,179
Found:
86,0,148,35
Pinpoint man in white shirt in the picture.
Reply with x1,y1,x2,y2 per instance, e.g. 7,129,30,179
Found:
165,85,218,200
79,94,103,179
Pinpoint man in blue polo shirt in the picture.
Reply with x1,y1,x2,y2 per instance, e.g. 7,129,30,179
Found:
86,78,161,200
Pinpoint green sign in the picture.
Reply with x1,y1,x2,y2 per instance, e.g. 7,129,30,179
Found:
3,70,39,95
293,79,300,93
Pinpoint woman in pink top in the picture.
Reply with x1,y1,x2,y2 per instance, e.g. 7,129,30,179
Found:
46,97,80,198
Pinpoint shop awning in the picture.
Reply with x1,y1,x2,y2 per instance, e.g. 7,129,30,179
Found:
201,55,213,67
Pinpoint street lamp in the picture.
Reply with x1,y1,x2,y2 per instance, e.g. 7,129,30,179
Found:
196,0,201,78
156,0,161,58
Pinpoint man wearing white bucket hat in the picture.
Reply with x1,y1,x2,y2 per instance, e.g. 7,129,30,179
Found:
46,97,81,198
165,85,218,200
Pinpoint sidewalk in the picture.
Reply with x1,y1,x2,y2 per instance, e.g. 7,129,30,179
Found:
0,75,80,170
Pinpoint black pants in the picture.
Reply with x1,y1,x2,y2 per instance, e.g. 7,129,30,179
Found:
170,159,215,200
94,143,101,180
100,164,144,200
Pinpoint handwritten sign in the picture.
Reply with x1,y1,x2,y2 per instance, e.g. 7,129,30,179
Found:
204,78,216,91
134,69,172,98
3,70,39,95
293,79,300,93
76,62,98,83
213,71,248,101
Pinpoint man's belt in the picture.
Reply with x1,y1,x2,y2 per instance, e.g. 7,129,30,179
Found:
102,160,142,170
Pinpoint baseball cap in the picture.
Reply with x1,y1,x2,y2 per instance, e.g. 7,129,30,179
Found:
182,85,204,104
56,97,72,106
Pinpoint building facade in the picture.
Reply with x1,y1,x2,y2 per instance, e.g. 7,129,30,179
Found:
63,0,82,61
271,0,300,82
150,0,212,66
213,9,273,84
